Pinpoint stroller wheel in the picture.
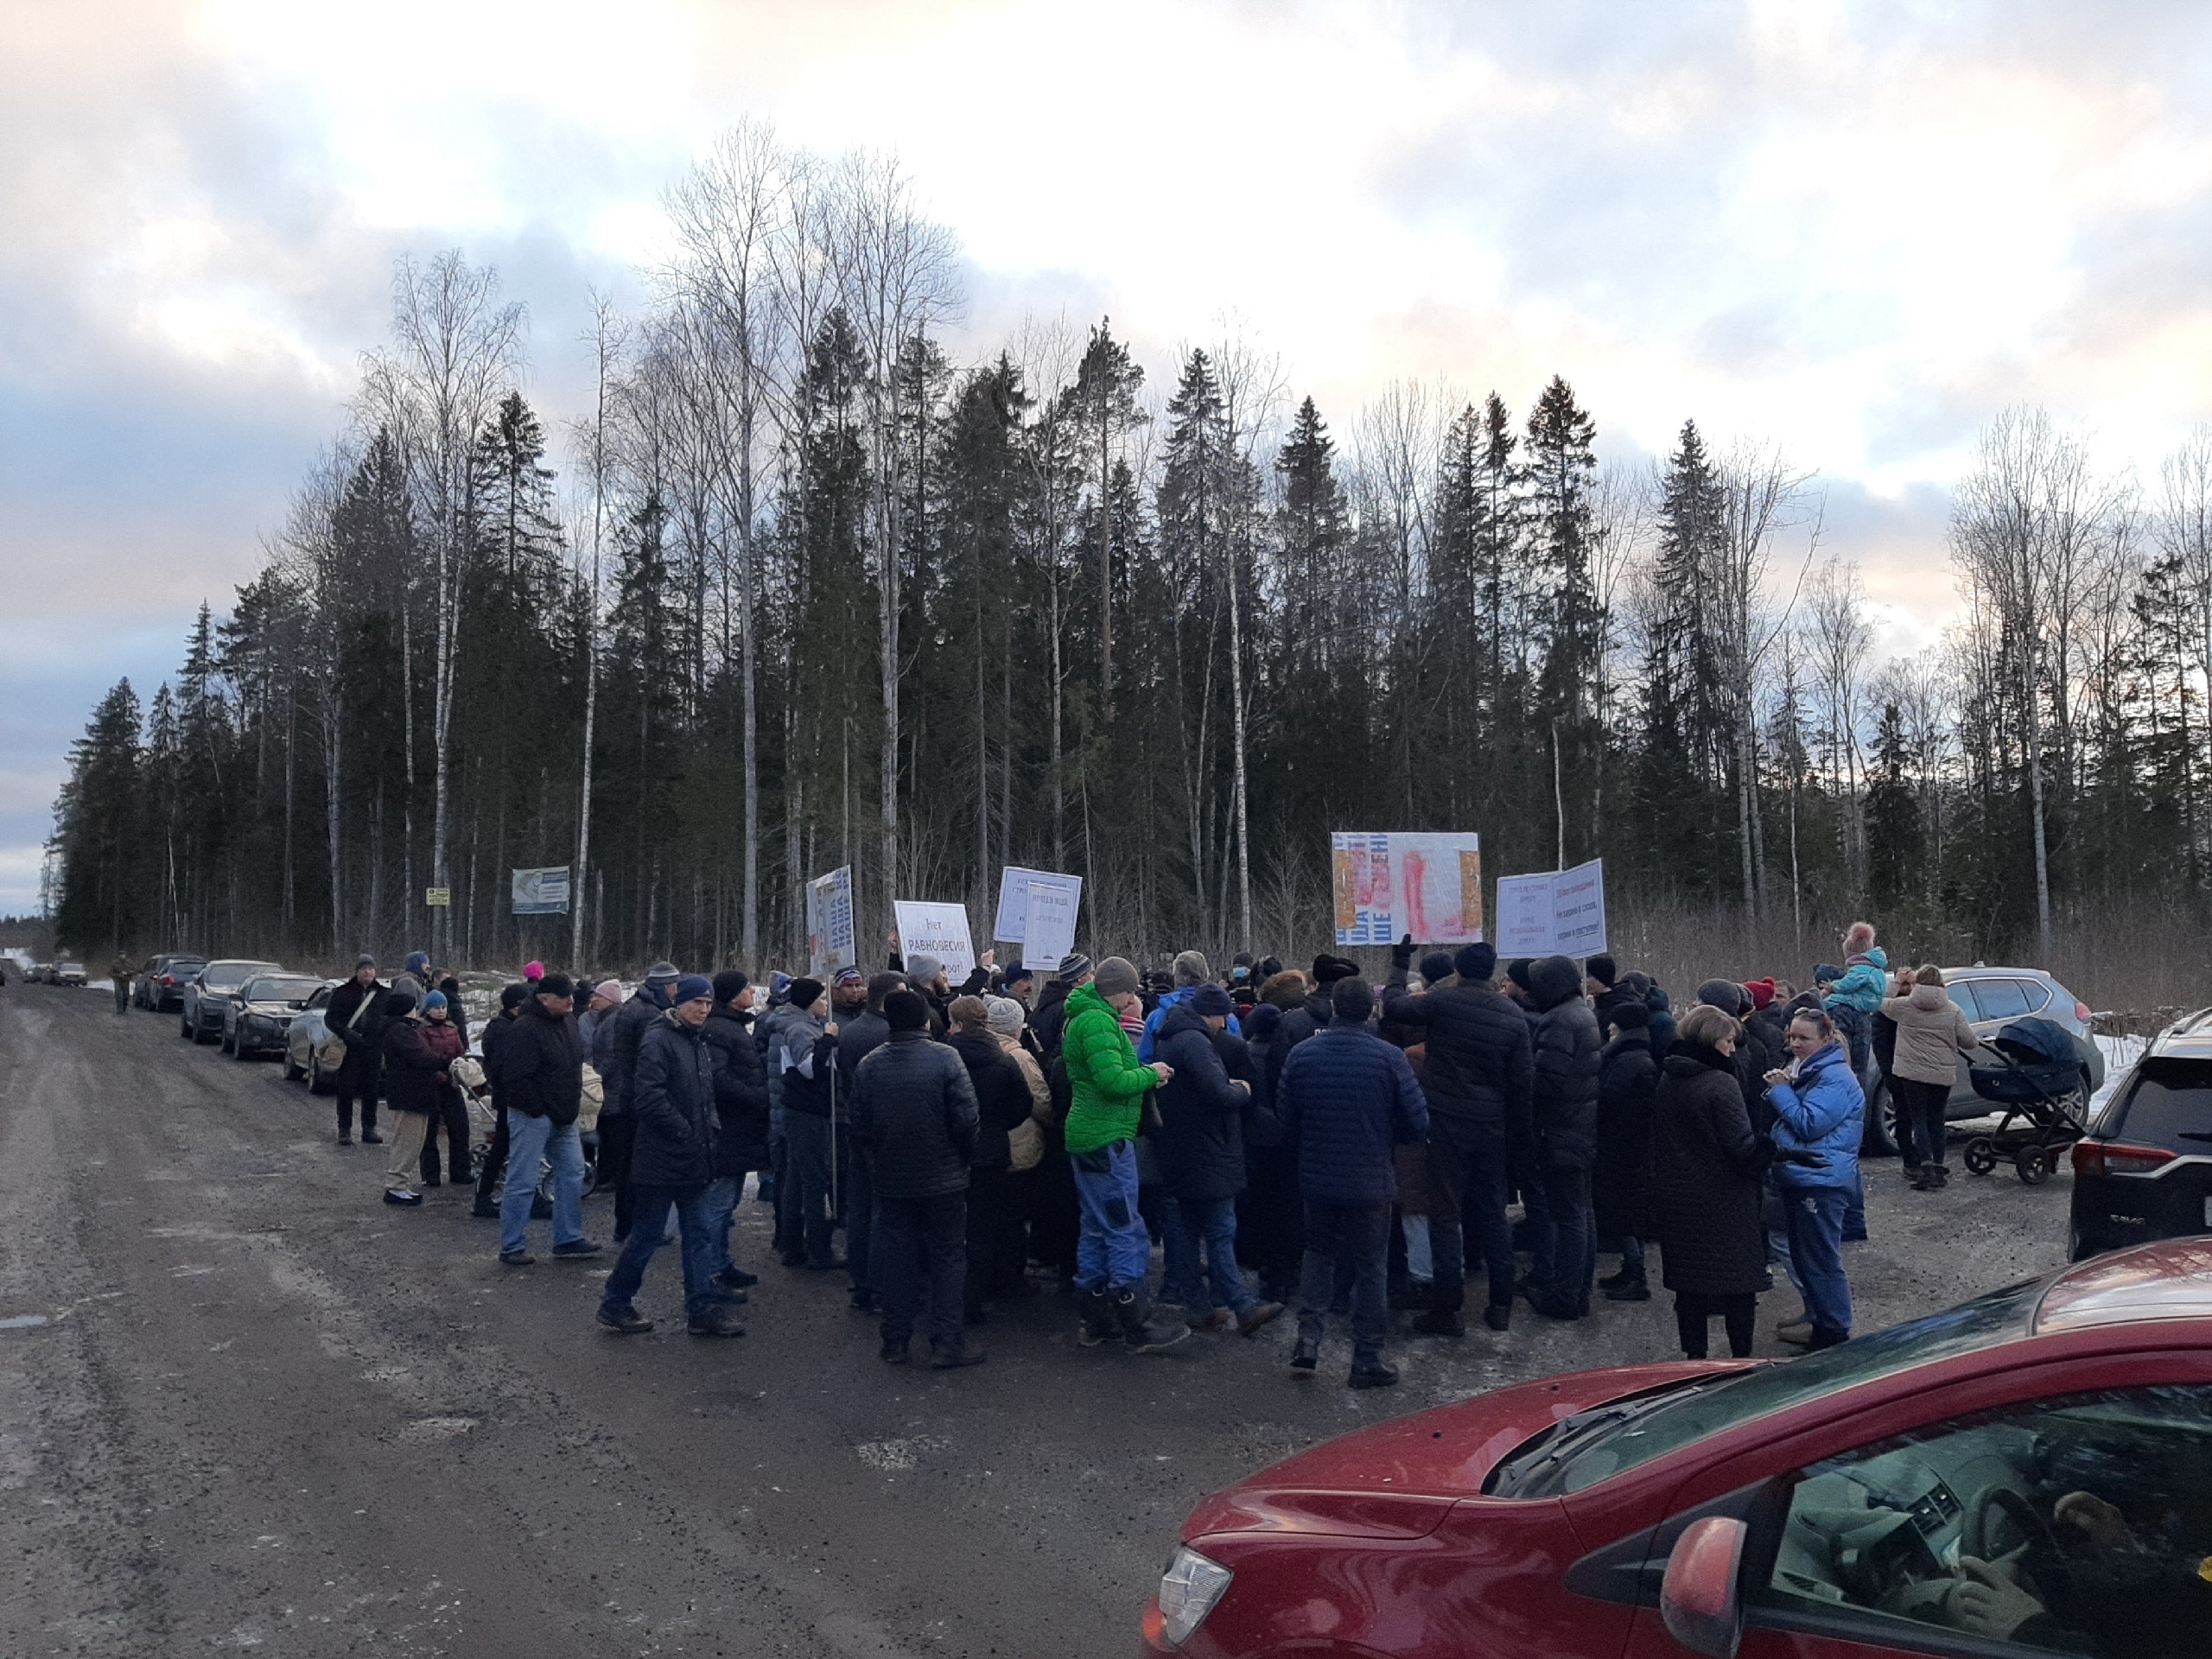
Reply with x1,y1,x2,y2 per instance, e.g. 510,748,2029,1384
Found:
1963,1138,1999,1176
2016,1147,2052,1185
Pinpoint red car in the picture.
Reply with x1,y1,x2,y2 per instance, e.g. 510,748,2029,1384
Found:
1142,1238,2212,1658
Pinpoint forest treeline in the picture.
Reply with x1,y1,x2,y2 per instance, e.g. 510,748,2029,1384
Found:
47,122,2212,978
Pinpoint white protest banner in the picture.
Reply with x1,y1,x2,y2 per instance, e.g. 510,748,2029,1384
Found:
804,866,856,978
1493,858,1608,958
893,900,976,980
1023,878,1079,969
992,865,1082,944
1329,831,1484,945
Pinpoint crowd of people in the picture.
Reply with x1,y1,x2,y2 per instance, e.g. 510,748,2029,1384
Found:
304,920,1942,1383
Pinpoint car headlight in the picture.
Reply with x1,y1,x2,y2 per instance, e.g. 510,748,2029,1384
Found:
1157,1547,1232,1646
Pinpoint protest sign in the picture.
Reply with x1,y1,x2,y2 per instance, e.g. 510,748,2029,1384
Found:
509,867,570,915
1330,831,1484,945
1023,878,1079,968
1493,858,1608,958
805,866,856,977
992,866,1083,944
893,900,976,980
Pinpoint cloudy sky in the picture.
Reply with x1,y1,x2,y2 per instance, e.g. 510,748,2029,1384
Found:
4,0,2210,913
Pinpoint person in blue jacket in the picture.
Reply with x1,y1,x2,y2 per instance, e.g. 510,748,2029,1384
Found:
1764,1004,1863,1351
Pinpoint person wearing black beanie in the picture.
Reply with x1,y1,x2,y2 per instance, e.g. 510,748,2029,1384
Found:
1593,990,1659,1304
702,969,768,1297
1418,950,1455,988
848,987,985,1369
1381,935,1533,1337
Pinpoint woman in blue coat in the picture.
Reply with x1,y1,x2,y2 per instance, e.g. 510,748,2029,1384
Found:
1763,1006,1863,1351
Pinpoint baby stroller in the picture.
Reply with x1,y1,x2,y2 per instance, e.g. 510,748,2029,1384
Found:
1961,1017,2091,1185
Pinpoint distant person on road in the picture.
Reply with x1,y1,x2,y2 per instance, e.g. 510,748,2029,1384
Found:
489,973,596,1265
109,954,131,1015
598,975,744,1338
849,988,984,1369
1765,1006,1864,1350
325,957,388,1147
1278,976,1429,1389
1060,956,1188,1355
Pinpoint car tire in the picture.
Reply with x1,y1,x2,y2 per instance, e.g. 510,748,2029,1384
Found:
1861,1079,1901,1157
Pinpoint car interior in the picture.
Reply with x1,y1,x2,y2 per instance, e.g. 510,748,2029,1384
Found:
1751,1385,2212,1656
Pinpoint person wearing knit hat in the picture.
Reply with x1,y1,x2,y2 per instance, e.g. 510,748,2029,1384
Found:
596,963,745,1338
1504,958,1535,999
1418,950,1456,989
595,962,685,1243
1593,990,1659,1304
700,969,767,1297
1058,954,1189,1353
326,954,390,1147
1276,975,1430,1385
1378,936,1529,1337
579,978,625,1048
769,969,842,1270
522,960,545,983
1311,953,1360,985
1696,978,1748,1017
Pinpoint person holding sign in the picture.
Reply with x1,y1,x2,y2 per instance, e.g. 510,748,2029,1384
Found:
1059,957,1189,1354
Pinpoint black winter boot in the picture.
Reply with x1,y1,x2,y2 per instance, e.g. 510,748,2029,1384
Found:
1115,1289,1190,1354
1604,1269,1650,1302
1076,1288,1116,1347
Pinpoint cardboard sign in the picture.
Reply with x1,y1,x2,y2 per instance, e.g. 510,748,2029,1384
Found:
510,866,570,915
1330,831,1484,945
992,866,1083,944
1494,859,1608,958
1022,878,1079,969
893,900,975,980
805,866,856,977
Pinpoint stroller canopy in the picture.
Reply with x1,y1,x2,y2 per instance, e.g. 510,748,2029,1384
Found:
1989,1017,2077,1070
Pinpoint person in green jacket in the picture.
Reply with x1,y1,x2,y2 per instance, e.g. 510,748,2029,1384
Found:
1060,957,1189,1353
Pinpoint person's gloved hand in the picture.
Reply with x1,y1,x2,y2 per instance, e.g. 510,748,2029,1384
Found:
1776,1147,1828,1170
1391,932,1415,971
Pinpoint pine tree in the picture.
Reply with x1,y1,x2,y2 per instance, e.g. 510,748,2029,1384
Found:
53,679,143,950
1526,376,1600,865
1064,321,1147,706
1865,701,1923,908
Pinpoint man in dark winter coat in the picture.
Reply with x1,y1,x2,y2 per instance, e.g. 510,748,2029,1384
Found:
1593,999,1659,1302
597,976,745,1338
595,962,681,1242
769,976,842,1269
1586,955,1635,1034
945,995,1029,1320
1027,953,1090,1065
324,956,388,1146
1526,954,1602,1320
849,989,983,1369
1384,940,1532,1337
1278,977,1429,1389
701,970,768,1294
470,982,532,1218
491,974,596,1263
833,970,904,1313
1154,984,1282,1336
1280,955,1357,1050
1236,1001,1302,1302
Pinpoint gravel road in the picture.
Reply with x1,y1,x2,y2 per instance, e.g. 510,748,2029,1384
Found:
0,988,2075,1656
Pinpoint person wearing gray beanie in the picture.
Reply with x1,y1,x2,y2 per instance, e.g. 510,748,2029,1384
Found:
1092,956,1141,1000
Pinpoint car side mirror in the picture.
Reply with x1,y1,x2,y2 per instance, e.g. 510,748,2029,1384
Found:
1660,1516,1747,1657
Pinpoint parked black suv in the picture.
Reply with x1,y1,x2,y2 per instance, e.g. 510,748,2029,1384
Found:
137,953,207,1012
2069,1009,2212,1260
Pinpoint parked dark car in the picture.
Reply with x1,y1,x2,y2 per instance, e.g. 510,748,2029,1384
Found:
180,960,279,1043
220,974,327,1060
137,954,207,1012
2069,1008,2212,1260
1862,963,2104,1154
1141,1238,2212,1659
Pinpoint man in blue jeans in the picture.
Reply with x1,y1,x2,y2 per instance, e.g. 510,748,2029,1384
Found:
1278,976,1429,1389
597,975,747,1338
489,974,598,1266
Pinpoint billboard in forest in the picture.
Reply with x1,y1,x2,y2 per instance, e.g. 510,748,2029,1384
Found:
1330,832,1484,946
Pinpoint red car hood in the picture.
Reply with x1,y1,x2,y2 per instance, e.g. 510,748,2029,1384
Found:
1185,1362,1743,1541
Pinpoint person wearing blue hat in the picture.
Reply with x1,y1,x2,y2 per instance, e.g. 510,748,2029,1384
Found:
599,973,745,1337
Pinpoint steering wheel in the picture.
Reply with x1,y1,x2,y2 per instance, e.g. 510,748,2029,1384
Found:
1962,1485,2056,1568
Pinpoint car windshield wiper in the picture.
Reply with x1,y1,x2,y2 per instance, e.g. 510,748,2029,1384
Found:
1489,1377,1728,1497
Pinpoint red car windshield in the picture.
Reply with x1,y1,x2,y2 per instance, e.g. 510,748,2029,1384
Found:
1488,1276,2044,1497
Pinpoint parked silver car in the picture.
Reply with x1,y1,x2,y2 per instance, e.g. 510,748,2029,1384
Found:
283,982,342,1092
52,959,86,986
180,960,280,1043
1864,964,2105,1154
220,974,328,1059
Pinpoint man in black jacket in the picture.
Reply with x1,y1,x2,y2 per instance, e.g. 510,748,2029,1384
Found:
1526,955,1602,1320
470,982,532,1218
701,970,767,1294
595,961,680,1242
597,976,744,1338
490,974,599,1266
324,956,388,1146
945,995,1028,1322
849,989,982,1369
834,970,903,1313
1384,941,1533,1337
